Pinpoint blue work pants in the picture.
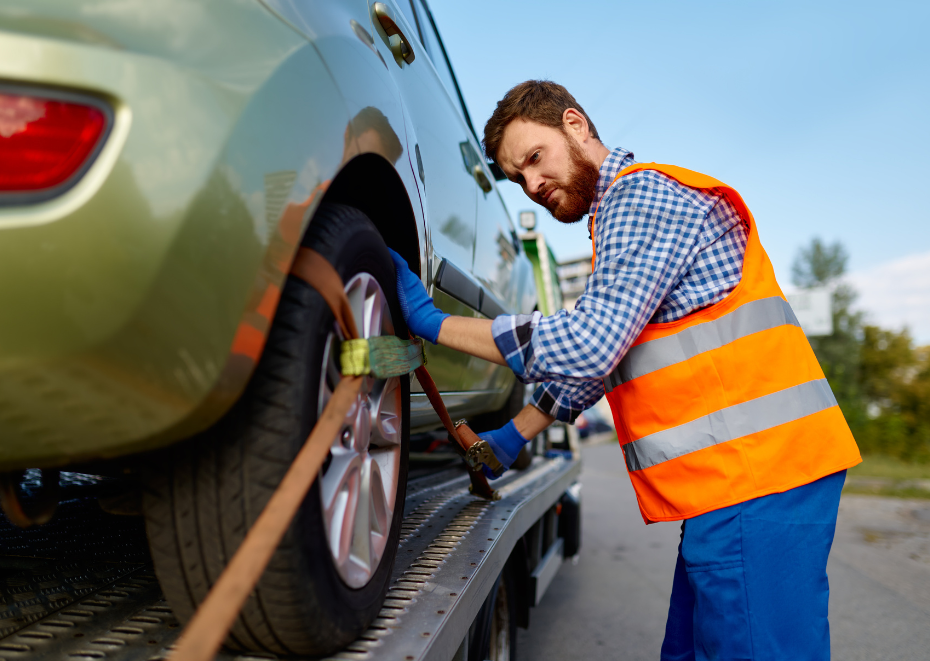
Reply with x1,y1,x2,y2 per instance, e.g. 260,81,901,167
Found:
660,470,846,661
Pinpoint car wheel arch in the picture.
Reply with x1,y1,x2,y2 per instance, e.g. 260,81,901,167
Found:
320,152,422,275
161,153,423,454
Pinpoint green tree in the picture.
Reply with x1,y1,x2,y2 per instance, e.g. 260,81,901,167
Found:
792,238,930,463
859,326,913,406
791,238,848,287
857,327,930,462
791,238,865,426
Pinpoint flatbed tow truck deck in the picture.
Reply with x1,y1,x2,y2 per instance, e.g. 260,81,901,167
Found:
0,453,581,661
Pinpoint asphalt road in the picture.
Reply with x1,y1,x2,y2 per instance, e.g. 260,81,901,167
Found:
518,441,930,660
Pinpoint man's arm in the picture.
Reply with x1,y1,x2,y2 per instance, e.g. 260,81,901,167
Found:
479,380,602,479
531,379,606,423
388,250,508,365
512,402,556,438
436,316,505,366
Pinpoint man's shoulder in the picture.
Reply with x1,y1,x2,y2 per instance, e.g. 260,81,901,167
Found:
607,168,719,217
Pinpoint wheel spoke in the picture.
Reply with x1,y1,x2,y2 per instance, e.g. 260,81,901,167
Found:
362,288,383,340
321,447,360,512
345,276,367,338
370,376,402,447
327,487,350,565
368,459,391,540
346,274,383,340
348,457,373,574
369,446,399,518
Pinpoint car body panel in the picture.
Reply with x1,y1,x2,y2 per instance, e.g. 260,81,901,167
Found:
0,0,535,468
362,0,489,397
0,1,347,468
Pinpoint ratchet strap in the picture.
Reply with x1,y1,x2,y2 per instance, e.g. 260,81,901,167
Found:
170,247,499,661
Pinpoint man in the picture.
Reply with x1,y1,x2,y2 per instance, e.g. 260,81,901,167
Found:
390,80,861,660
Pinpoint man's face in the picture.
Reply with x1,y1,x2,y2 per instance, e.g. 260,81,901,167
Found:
496,118,600,224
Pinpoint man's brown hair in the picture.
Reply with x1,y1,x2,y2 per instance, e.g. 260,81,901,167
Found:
482,80,600,163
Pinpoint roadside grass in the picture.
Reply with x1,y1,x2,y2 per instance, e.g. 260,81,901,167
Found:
848,455,930,480
843,454,930,499
843,484,930,499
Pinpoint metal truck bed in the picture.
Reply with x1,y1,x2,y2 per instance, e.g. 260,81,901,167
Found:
0,455,580,661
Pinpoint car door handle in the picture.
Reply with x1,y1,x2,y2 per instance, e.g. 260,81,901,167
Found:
472,164,492,193
435,259,481,310
373,2,415,65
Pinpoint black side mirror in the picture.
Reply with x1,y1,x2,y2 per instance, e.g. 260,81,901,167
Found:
488,161,508,182
510,230,522,255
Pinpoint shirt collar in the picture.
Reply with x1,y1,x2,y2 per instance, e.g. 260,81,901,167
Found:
590,147,636,215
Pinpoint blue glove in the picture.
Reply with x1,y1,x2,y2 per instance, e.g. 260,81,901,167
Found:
478,420,529,480
389,248,450,344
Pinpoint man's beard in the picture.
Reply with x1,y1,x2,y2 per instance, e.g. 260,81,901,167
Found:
542,135,600,224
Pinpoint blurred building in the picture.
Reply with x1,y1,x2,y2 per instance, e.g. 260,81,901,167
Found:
556,256,593,309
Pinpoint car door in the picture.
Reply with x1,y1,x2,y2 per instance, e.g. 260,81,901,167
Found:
372,0,477,278
403,0,521,315
367,0,513,422
404,0,527,395
262,2,410,177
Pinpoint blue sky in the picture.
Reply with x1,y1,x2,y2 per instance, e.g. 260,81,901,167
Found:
431,0,930,338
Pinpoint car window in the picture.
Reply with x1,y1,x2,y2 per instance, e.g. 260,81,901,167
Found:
396,0,425,46
412,0,477,138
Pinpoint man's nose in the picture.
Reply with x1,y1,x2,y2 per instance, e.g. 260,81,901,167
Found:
526,173,546,196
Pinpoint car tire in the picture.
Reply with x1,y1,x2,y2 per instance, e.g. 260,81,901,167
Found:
142,204,409,656
470,568,518,661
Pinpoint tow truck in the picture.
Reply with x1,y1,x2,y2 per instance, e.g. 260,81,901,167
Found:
0,225,582,661
0,456,579,661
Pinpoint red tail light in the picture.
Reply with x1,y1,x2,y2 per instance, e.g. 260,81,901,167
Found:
0,91,109,194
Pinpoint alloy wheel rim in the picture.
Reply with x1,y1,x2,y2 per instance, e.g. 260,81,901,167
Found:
318,272,403,589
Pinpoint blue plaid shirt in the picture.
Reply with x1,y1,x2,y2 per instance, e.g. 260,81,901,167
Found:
492,147,748,422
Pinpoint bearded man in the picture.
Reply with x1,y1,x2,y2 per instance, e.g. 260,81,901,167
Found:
389,80,860,660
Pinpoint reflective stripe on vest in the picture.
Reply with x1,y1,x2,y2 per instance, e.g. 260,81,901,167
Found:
604,296,801,392
622,378,837,472
593,162,861,524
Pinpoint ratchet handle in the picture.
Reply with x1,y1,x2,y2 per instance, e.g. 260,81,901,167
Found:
453,420,506,481
447,421,501,500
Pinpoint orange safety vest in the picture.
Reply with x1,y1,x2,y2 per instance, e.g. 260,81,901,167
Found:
591,163,861,524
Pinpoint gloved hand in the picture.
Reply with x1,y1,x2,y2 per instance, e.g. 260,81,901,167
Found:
477,420,529,480
389,248,450,344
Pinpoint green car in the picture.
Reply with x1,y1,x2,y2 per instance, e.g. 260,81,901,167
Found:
0,0,537,655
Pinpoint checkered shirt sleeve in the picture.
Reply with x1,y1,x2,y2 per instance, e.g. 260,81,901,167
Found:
491,147,748,422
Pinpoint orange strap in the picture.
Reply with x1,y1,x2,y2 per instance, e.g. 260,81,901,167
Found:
169,375,362,661
412,364,496,499
290,247,359,339
412,363,481,452
170,247,494,661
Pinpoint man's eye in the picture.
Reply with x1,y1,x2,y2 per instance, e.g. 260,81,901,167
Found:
530,152,539,163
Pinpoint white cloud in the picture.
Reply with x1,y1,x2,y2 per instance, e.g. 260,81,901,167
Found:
846,251,930,345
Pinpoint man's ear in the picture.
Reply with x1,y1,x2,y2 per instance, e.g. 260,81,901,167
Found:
562,108,590,141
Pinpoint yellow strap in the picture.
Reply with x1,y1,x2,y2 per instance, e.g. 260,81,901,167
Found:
341,335,426,378
340,339,371,376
